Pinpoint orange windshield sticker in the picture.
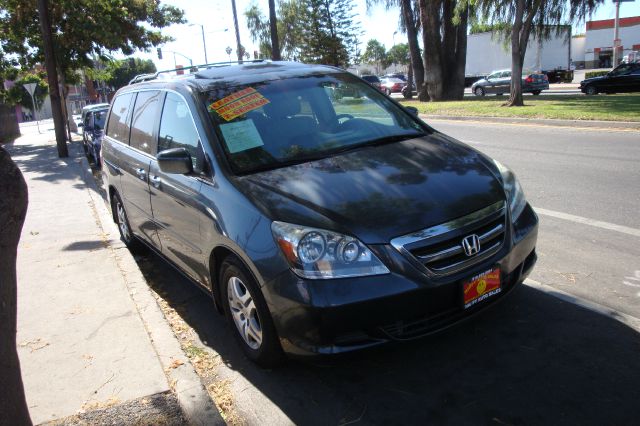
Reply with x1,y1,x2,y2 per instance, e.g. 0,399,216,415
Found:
208,88,270,121
210,87,256,110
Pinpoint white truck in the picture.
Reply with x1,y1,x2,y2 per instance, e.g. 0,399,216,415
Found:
465,28,573,84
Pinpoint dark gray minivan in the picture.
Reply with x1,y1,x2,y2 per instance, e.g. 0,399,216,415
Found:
102,61,538,366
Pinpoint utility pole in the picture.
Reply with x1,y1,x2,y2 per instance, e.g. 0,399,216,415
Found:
37,0,68,157
230,0,243,61
613,0,621,67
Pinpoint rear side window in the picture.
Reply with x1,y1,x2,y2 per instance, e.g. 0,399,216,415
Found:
130,91,162,154
158,92,200,165
106,93,134,143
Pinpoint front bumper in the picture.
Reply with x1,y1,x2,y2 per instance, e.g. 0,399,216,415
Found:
262,204,539,356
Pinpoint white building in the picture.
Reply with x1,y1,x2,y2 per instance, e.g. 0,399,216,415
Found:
582,16,640,68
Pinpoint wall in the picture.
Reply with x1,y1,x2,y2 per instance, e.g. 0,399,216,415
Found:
584,17,640,68
571,36,586,67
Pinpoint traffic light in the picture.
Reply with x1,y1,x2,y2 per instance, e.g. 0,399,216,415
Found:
157,48,163,60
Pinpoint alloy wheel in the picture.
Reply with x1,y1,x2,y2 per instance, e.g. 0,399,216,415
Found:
116,201,131,242
227,276,262,350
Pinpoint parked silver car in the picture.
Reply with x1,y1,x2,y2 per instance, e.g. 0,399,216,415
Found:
471,69,549,96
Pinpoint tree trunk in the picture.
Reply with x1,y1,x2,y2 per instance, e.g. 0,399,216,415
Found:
400,0,424,96
0,147,32,426
505,0,540,107
419,0,443,100
37,0,68,157
268,0,281,60
419,0,466,101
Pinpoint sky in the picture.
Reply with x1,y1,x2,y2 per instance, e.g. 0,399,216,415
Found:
131,0,640,70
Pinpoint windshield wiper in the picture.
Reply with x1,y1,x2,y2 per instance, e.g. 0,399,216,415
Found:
328,132,425,155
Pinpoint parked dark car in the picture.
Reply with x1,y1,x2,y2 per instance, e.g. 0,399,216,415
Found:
81,107,108,166
361,75,382,91
80,103,109,142
580,62,640,95
380,77,405,95
471,69,549,96
102,61,538,366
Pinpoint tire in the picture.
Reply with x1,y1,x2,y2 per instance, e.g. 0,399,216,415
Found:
496,93,503,96
474,86,485,96
532,90,541,96
112,192,144,253
585,85,598,96
220,256,283,367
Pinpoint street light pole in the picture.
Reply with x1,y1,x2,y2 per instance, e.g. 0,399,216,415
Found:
200,24,208,64
613,0,621,67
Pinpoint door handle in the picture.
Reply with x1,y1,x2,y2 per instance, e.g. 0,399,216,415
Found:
136,168,147,180
150,175,161,189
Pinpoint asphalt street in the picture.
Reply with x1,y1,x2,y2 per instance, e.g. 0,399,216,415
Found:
108,120,640,424
428,119,640,319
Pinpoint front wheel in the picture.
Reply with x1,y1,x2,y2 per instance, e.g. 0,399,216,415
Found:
112,193,144,253
585,85,598,96
220,256,283,367
532,90,541,95
474,86,485,96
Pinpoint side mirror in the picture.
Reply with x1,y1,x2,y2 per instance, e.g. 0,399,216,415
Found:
157,148,193,175
405,106,419,116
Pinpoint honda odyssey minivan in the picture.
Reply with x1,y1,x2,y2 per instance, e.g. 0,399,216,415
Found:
102,61,538,366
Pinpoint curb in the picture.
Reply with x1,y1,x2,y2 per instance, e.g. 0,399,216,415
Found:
74,142,224,425
420,114,640,130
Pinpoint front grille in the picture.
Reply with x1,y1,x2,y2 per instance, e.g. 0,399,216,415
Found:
390,202,506,276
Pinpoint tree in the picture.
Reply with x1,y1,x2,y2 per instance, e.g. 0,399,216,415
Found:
6,72,49,111
473,0,602,106
388,43,410,69
0,147,31,425
246,0,361,67
417,0,469,101
0,0,184,154
361,39,389,74
366,0,424,100
103,58,157,91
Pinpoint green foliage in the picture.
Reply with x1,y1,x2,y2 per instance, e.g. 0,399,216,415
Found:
244,0,361,67
387,43,410,66
585,70,609,79
0,0,184,75
105,58,157,90
361,39,389,73
6,72,49,110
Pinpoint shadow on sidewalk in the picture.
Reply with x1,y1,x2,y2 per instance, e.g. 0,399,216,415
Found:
134,250,640,425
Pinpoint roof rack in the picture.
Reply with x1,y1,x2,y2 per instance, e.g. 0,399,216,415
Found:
128,59,271,85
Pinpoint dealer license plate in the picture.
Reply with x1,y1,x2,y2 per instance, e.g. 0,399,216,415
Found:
463,268,501,309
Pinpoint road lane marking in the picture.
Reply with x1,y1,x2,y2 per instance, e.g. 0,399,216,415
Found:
535,207,640,238
524,279,640,332
425,117,640,133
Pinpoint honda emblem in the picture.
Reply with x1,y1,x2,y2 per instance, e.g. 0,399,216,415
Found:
461,234,481,257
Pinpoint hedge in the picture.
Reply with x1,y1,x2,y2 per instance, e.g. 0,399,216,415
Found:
585,71,609,79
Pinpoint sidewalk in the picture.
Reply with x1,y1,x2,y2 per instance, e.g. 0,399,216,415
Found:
6,123,221,425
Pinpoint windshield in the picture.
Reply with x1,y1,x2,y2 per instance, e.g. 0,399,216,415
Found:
94,110,107,130
204,72,426,174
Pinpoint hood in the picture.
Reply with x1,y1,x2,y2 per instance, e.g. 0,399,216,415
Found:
234,134,505,243
581,75,608,85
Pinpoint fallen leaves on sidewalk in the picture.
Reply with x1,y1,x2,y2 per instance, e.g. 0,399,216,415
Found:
167,358,184,370
19,338,50,352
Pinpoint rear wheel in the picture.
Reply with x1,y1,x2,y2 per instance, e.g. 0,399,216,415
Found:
474,86,485,96
585,85,598,96
220,256,283,367
532,90,541,95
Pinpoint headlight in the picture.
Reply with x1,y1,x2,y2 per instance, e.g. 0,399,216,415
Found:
494,160,527,221
271,221,390,279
